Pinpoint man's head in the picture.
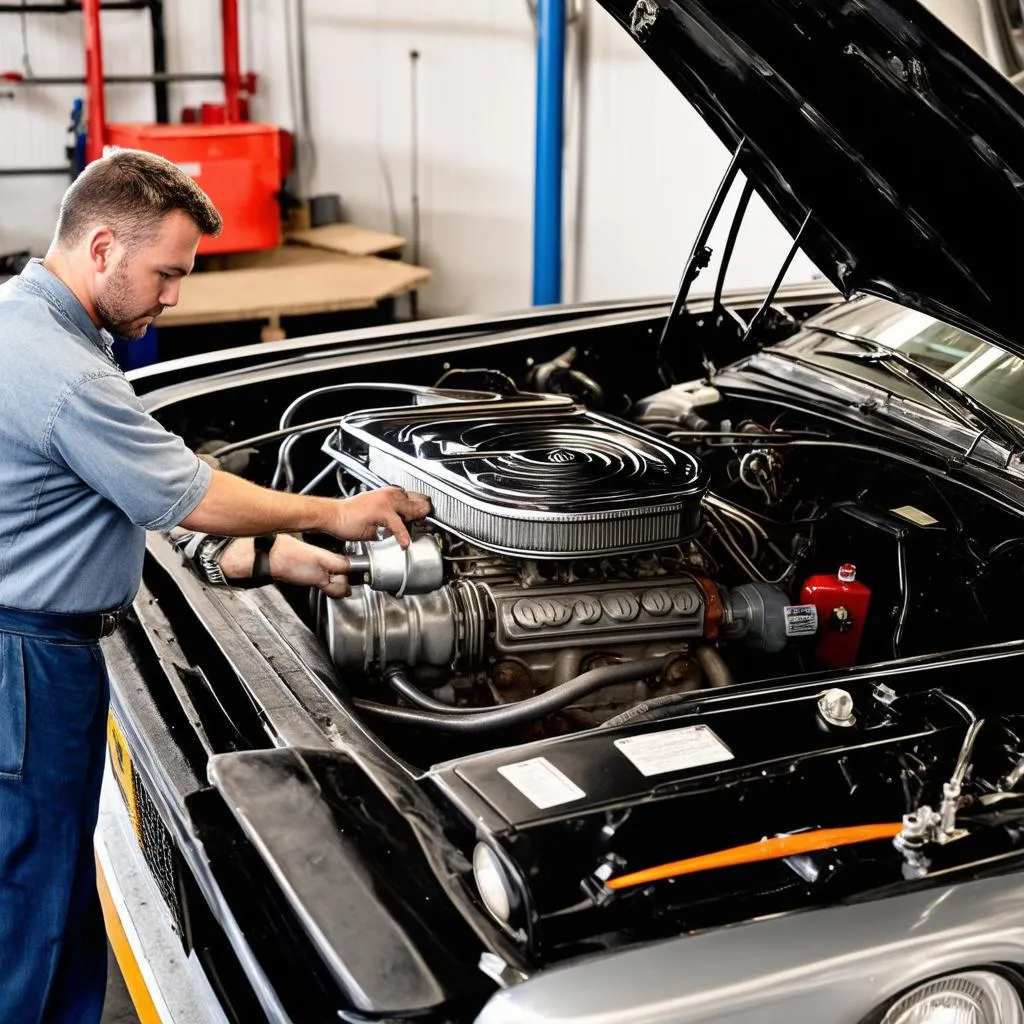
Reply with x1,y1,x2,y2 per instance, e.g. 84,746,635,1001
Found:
49,149,222,338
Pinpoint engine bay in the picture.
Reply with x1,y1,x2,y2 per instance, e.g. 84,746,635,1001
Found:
247,371,1024,742
180,345,1024,963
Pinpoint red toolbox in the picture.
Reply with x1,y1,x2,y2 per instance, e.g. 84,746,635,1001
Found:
105,122,283,254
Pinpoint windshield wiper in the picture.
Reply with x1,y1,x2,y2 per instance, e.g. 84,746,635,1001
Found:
791,329,1024,455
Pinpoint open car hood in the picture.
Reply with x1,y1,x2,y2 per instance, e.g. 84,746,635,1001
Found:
598,0,1024,354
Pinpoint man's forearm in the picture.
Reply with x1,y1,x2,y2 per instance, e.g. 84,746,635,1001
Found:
178,470,336,536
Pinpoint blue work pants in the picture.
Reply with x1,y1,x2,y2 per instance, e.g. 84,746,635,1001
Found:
0,606,110,1024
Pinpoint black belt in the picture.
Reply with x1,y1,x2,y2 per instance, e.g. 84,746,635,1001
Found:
0,604,130,642
91,609,129,638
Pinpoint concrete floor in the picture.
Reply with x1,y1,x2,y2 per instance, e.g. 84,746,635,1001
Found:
103,940,141,1024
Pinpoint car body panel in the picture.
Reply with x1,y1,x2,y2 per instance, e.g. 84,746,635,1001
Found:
475,867,1024,1024
597,0,1024,353
92,0,1024,1011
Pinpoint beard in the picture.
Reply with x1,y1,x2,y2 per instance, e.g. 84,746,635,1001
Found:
94,258,163,339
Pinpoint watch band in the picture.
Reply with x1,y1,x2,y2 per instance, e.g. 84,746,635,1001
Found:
252,533,277,582
196,535,231,586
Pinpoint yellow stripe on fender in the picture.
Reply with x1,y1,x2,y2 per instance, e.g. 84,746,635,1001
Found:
106,712,142,846
96,853,164,1024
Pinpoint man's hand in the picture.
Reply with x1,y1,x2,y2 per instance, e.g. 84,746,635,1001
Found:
219,535,352,597
327,487,431,548
181,472,431,545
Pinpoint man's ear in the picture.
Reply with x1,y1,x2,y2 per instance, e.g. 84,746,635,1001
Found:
86,226,117,273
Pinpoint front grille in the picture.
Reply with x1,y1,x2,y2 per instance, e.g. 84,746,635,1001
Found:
131,766,187,941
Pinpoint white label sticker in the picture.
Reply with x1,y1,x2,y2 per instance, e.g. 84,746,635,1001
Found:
784,603,819,637
176,161,202,178
497,757,586,809
614,724,733,777
889,505,939,527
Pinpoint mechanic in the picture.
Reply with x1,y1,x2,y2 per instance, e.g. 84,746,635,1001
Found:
0,148,429,1024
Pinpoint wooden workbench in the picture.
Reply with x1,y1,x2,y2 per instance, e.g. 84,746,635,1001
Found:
160,226,428,341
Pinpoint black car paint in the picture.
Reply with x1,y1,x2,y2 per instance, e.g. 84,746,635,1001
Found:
597,0,1024,354
101,285,1024,1022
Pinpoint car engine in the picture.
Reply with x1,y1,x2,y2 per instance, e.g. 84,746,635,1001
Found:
301,385,814,725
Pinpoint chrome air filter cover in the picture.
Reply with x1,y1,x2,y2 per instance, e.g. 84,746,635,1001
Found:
325,392,709,558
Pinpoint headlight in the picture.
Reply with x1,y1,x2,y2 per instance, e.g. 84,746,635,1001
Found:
881,971,1023,1024
472,843,514,924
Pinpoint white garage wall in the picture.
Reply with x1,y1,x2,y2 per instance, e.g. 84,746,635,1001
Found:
574,6,818,306
0,6,157,254
3,1,853,318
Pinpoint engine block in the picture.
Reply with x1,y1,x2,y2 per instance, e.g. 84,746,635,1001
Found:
320,574,790,672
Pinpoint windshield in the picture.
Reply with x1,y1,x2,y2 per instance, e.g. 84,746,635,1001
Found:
782,297,1024,426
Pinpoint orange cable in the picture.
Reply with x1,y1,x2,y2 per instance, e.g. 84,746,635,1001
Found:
605,822,903,891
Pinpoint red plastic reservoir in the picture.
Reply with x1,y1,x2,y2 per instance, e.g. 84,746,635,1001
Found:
799,563,872,668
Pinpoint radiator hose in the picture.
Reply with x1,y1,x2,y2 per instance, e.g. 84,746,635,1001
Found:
353,658,669,733
599,646,732,730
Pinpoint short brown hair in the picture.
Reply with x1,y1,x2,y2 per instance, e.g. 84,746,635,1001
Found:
55,148,222,249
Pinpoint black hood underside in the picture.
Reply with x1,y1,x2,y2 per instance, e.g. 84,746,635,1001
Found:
599,0,1024,354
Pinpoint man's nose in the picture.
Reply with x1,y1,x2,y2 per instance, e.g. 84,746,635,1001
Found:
159,280,182,307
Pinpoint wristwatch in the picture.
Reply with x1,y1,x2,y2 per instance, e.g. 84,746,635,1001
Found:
196,535,231,586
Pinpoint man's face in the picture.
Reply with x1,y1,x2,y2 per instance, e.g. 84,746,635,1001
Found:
93,210,200,339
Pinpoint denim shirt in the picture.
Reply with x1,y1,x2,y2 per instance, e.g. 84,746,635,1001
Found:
0,260,212,613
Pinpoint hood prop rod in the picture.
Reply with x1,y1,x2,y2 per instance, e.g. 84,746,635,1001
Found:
711,177,755,315
741,206,813,349
656,135,747,387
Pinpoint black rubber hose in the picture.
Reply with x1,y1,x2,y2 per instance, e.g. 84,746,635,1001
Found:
600,694,703,730
599,647,732,730
892,536,910,660
354,658,668,733
383,666,493,714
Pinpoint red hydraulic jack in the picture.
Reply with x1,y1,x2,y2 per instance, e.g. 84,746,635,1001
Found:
82,0,290,253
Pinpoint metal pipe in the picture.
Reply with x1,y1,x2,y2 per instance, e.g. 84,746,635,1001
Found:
655,137,747,385
295,0,313,179
892,536,910,659
712,178,754,312
408,48,421,319
951,716,984,791
742,207,813,343
4,72,223,85
82,0,106,163
0,2,149,9
148,0,168,122
298,461,335,495
0,166,70,176
221,0,242,121
532,0,565,306
208,416,339,460
694,644,734,688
